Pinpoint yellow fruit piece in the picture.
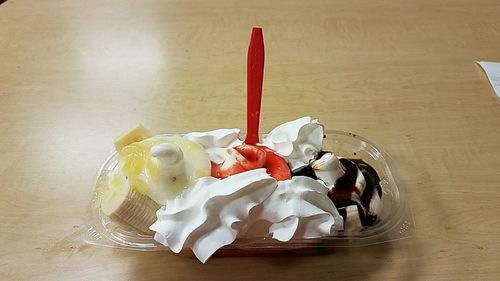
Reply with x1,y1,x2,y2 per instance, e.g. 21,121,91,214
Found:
110,174,123,187
147,159,159,181
129,177,149,195
118,136,167,197
122,154,144,178
194,169,210,178
115,134,210,204
100,170,159,233
164,137,210,186
114,125,152,152
105,175,125,203
119,137,164,179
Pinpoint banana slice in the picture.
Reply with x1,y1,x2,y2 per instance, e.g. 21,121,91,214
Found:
101,174,159,233
310,152,345,189
344,205,363,232
114,125,152,152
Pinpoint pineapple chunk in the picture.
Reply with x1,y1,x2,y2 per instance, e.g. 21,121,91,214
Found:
116,135,211,204
114,125,152,152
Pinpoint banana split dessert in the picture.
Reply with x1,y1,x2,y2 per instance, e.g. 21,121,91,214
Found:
100,117,383,263
94,27,384,263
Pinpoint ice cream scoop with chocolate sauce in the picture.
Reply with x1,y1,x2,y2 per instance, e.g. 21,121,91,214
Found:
293,151,382,232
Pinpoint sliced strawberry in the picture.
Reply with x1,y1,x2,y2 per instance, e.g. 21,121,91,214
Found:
234,144,266,170
211,161,243,179
211,144,266,179
259,146,292,181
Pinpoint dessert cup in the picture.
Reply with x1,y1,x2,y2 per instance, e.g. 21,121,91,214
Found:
84,130,414,253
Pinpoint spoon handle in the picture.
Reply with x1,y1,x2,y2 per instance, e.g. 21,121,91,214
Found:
245,27,265,145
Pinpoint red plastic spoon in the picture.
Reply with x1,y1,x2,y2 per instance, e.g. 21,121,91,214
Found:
244,27,291,180
211,27,291,181
245,27,265,145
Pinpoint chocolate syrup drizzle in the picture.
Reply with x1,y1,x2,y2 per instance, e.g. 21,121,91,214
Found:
292,152,382,228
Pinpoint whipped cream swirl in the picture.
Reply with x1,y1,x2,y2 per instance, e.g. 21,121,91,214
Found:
150,169,276,263
150,169,342,263
184,128,243,164
263,117,324,172
242,176,343,241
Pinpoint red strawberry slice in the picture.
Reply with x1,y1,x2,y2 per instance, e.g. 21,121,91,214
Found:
234,145,266,170
211,144,266,179
211,161,246,179
259,146,292,181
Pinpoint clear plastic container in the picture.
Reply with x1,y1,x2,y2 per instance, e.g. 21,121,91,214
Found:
84,130,414,253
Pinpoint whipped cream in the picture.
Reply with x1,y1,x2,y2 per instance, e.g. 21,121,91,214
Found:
150,169,276,263
242,176,343,241
150,169,343,263
184,129,243,164
263,117,324,172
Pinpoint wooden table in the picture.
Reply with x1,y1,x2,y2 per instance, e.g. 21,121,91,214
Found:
1,0,499,280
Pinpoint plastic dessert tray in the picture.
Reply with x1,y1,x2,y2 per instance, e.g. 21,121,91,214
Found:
84,130,414,252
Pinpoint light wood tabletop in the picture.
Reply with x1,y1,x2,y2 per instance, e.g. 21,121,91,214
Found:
1,0,500,280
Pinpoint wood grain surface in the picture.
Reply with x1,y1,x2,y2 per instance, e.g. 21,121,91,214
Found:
1,0,500,280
